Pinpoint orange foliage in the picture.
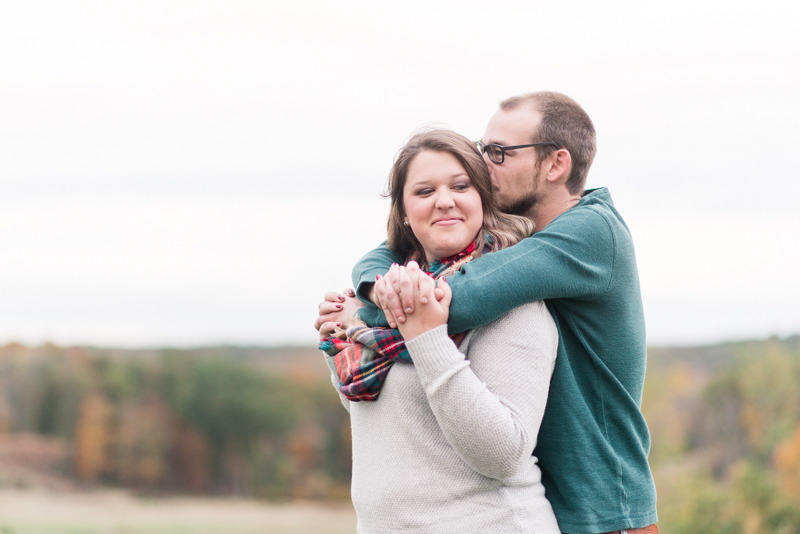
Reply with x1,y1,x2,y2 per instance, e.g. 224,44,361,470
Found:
287,428,319,466
114,400,170,487
170,419,212,493
0,395,11,434
73,394,113,480
739,403,764,451
774,426,800,500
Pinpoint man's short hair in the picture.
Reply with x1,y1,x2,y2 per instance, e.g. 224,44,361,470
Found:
500,92,596,194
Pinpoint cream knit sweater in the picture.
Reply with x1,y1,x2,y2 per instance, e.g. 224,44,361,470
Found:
338,301,560,534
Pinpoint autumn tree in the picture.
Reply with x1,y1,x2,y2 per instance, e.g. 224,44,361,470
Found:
73,394,113,480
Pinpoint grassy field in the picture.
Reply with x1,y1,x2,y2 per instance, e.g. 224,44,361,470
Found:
0,489,357,534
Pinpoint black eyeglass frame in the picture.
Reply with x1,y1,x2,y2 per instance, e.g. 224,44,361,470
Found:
475,141,560,164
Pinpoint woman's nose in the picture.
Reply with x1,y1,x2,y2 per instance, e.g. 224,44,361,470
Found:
434,189,455,209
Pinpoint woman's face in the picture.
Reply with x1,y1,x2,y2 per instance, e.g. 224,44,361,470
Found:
403,150,483,262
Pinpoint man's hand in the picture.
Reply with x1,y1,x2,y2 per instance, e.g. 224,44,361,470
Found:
314,289,364,338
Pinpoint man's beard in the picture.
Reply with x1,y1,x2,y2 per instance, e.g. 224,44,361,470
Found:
497,191,540,216
496,164,543,217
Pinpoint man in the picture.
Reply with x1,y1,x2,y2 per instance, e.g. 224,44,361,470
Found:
316,91,658,534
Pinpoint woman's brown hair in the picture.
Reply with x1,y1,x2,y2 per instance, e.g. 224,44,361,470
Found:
385,129,535,269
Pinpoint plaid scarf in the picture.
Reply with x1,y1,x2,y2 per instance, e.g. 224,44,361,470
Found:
319,240,483,402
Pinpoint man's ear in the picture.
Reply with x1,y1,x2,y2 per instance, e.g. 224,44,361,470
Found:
545,149,572,184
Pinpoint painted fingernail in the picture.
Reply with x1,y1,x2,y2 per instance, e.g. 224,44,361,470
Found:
376,274,380,281
338,295,345,301
335,304,342,310
346,289,355,296
336,323,342,327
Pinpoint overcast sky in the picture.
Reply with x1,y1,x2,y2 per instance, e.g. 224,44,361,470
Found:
1,1,798,348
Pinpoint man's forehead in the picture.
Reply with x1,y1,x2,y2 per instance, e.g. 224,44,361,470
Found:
483,107,540,143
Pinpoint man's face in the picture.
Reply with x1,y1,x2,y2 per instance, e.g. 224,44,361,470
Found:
480,107,545,216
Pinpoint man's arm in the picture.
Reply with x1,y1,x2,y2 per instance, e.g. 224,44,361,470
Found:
445,208,616,333
353,207,617,332
351,243,402,303
350,243,402,328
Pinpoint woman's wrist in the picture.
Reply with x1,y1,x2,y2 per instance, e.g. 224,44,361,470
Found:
399,316,447,342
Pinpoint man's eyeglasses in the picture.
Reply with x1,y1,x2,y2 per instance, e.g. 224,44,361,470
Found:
475,141,560,164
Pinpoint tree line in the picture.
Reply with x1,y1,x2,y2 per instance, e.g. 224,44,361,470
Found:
0,344,351,500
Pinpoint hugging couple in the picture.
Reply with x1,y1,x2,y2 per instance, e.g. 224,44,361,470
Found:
315,91,658,534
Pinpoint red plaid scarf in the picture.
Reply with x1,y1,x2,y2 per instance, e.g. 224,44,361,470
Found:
319,241,482,402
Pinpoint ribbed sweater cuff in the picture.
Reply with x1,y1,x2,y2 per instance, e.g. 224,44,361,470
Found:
405,325,464,376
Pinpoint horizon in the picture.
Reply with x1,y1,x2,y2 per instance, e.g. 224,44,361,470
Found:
4,331,799,352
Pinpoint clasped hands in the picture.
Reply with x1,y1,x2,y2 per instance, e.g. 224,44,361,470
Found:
374,261,451,340
315,261,451,341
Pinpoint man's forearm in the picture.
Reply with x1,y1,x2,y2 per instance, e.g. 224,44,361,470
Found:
361,283,377,305
445,211,615,333
351,244,402,303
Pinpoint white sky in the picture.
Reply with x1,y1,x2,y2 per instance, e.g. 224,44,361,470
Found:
1,0,798,347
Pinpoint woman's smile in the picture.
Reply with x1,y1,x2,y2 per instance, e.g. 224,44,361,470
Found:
432,217,463,226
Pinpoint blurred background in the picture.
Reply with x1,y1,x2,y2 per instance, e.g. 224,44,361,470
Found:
0,1,798,532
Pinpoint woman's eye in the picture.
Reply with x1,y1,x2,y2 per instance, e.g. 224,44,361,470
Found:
453,182,470,191
416,189,433,196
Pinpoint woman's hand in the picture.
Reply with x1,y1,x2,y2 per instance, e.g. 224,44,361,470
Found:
376,262,451,340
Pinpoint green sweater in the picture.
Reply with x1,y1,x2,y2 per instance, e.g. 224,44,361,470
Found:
352,188,657,533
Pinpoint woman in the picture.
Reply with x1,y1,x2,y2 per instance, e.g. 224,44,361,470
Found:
320,130,560,534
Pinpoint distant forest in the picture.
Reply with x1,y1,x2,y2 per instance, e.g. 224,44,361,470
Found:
645,335,800,533
0,344,350,500
1,335,799,533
